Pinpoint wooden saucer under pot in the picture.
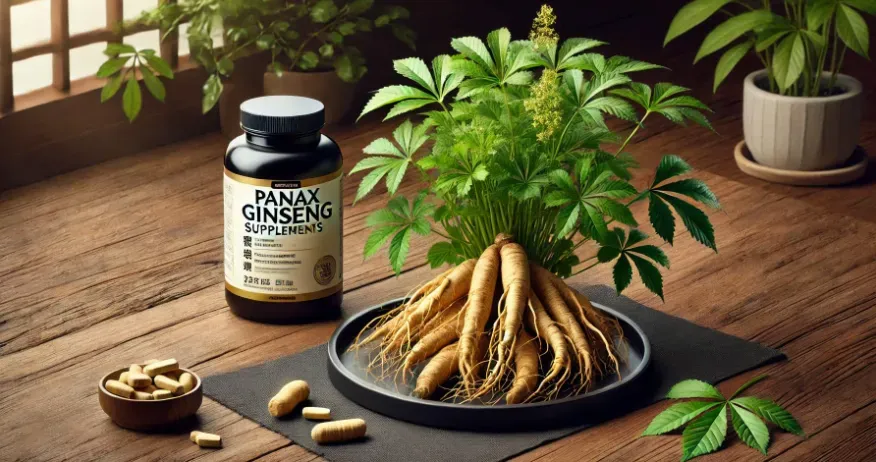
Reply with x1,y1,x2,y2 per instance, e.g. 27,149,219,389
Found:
735,141,869,186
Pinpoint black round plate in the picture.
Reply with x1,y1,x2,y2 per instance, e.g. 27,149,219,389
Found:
327,298,652,431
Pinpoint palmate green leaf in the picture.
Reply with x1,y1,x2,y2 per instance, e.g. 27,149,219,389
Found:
756,28,791,52
388,227,412,274
714,41,752,92
451,36,495,71
731,397,804,436
557,38,606,70
653,155,693,186
667,379,725,400
627,245,669,268
629,254,664,300
613,254,633,293
101,73,125,102
364,225,399,258
359,85,436,120
583,203,609,242
772,33,806,91
122,77,142,122
657,179,720,208
665,0,733,45
807,0,836,30
660,193,717,251
96,56,130,78
349,156,395,174
643,402,722,436
355,164,394,201
730,404,770,454
681,404,728,461
845,0,876,14
556,204,581,238
486,28,511,72
394,58,436,94
648,193,676,244
836,4,870,57
143,54,173,79
694,10,774,63
140,68,165,102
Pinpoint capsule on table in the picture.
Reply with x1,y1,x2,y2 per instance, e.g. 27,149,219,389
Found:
302,407,332,421
143,359,179,377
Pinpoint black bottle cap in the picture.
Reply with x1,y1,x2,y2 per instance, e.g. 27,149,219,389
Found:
239,96,325,136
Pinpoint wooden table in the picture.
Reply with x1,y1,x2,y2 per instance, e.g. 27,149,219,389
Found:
2,32,875,462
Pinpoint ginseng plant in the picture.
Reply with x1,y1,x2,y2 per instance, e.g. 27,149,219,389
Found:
348,5,720,404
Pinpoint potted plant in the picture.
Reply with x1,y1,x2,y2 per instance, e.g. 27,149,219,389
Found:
665,0,873,172
95,0,414,131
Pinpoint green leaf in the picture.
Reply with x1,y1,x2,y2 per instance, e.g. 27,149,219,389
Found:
730,374,768,399
730,404,770,454
660,193,717,251
556,204,580,238
627,245,669,268
681,404,727,461
349,156,395,174
597,245,621,263
298,51,320,70
648,193,676,245
807,0,836,30
731,397,804,436
359,85,435,119
385,99,433,120
385,160,409,194
653,155,693,186
613,254,633,293
665,0,733,45
364,225,398,258
394,57,436,94
366,208,405,227
656,178,720,208
122,77,142,122
667,379,725,400
354,164,393,202
426,242,459,268
143,54,173,79
643,402,722,436
450,36,495,71
388,227,412,274
695,11,774,62
319,44,334,58
311,0,339,23
201,74,223,114
772,33,806,91
629,254,664,300
104,43,136,57
836,4,869,57
714,41,752,92
140,68,165,102
338,21,357,35
844,0,876,14
100,73,125,102
96,57,130,78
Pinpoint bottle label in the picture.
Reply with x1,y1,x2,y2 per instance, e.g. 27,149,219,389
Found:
224,168,342,302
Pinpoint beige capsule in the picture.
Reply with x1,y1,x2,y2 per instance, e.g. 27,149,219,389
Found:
179,372,196,394
194,432,222,448
143,359,179,377
105,380,135,399
141,384,158,393
311,419,366,444
154,375,183,395
152,389,173,400
302,407,331,421
129,364,144,374
127,372,153,389
189,431,203,443
118,372,130,386
268,380,309,417
133,391,154,400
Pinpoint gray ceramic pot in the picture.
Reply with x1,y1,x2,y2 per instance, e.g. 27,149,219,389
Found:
743,70,862,171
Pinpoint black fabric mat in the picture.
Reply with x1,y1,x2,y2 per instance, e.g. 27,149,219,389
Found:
203,285,784,462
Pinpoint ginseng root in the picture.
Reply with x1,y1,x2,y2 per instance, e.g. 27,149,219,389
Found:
458,244,501,393
411,343,459,399
505,329,539,404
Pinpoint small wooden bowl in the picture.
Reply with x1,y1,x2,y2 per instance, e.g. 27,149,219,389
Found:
98,367,203,431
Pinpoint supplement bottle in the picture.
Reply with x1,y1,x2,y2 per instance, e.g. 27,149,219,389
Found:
224,96,342,323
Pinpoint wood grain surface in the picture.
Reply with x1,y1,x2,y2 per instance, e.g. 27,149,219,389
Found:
1,8,875,462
